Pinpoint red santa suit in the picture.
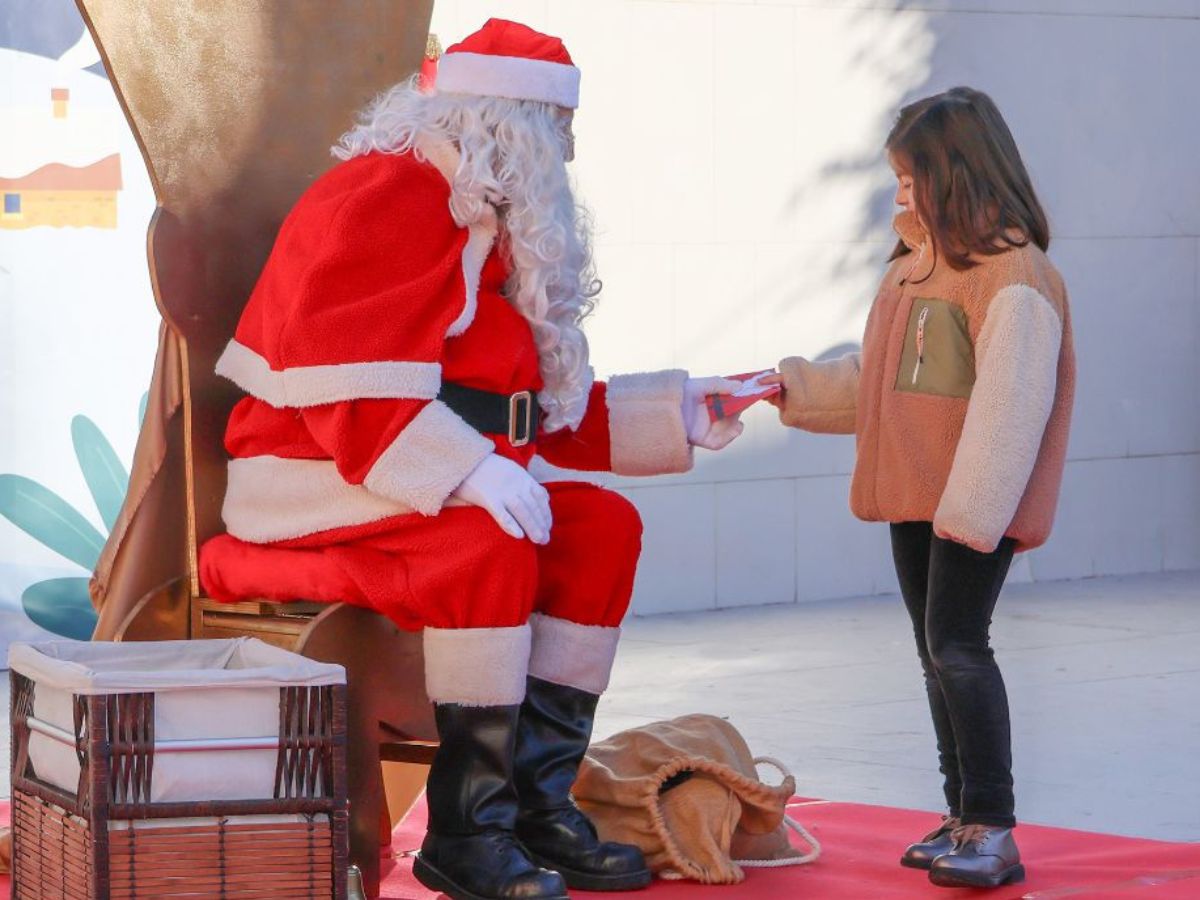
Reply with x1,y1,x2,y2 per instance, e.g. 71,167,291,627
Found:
199,136,694,703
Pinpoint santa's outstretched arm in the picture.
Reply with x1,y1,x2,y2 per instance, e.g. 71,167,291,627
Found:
535,373,743,475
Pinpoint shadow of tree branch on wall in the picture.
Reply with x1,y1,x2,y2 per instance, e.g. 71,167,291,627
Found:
647,3,941,494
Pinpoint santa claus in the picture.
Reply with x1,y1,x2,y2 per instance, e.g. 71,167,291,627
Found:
199,18,744,900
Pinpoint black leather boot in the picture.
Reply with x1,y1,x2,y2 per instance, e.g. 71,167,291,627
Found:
514,677,652,891
414,703,568,900
929,824,1025,888
900,815,960,870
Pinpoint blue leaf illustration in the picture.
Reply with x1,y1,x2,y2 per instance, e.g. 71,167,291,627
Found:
71,414,128,532
22,577,98,641
0,474,105,570
139,390,149,427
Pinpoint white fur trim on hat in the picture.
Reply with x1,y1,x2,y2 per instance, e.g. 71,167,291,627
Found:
424,624,532,706
215,339,442,408
528,613,620,695
437,51,580,108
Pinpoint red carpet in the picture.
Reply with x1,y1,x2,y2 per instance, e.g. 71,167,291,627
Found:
3,797,1199,898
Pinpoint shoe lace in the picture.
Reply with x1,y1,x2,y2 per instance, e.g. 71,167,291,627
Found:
949,823,993,850
490,830,527,857
559,801,600,840
922,815,961,843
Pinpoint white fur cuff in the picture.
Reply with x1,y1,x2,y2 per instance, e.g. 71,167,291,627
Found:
424,625,532,707
606,370,694,476
528,613,621,695
363,400,493,516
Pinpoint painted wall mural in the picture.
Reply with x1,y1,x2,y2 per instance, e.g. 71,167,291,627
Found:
1,70,123,230
1,0,159,659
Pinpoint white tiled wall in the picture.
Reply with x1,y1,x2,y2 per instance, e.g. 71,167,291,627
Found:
430,2,1200,614
715,479,796,608
618,482,718,614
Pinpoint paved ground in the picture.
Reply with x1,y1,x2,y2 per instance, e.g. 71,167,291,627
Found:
4,570,1198,841
597,570,1200,842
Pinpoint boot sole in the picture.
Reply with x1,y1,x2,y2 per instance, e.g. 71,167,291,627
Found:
899,855,934,871
413,854,570,900
929,862,1026,888
525,850,654,892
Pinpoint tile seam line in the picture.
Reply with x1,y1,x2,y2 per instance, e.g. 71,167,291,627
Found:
614,451,1200,490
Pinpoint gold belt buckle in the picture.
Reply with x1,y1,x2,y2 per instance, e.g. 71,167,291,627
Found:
508,390,534,447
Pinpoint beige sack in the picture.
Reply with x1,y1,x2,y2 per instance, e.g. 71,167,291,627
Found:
574,714,820,884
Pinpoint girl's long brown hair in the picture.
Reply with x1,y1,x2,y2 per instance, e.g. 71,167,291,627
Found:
886,87,1049,270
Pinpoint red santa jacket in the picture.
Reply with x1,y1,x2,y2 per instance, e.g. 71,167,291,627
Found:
215,142,693,545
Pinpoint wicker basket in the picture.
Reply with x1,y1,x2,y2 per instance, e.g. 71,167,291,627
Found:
8,638,349,899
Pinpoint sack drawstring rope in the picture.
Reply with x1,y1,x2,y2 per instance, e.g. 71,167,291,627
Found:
732,756,821,867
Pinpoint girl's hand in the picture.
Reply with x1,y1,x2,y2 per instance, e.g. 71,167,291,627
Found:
759,371,786,409
773,354,861,434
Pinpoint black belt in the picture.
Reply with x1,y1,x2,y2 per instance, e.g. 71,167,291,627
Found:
438,382,541,447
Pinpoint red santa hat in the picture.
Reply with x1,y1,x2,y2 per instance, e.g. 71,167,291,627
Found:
435,18,580,109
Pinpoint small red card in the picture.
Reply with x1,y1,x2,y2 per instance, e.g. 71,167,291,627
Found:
706,370,781,422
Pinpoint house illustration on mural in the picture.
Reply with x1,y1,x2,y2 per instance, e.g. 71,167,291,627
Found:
1,83,123,229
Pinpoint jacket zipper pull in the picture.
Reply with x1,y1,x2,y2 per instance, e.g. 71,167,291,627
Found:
912,305,929,385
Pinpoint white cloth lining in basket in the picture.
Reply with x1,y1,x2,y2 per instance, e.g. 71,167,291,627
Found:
7,637,345,694
10,637,345,804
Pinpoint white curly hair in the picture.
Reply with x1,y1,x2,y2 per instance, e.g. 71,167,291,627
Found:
333,77,598,433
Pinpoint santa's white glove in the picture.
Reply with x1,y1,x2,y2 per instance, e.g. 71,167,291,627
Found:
452,454,552,544
682,376,746,451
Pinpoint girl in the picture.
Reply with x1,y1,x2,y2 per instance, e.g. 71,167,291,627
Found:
764,87,1075,889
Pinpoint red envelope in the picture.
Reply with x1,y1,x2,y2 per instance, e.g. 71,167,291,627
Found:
706,370,781,422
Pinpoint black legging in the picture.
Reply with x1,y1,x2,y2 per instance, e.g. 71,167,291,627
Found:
890,521,1017,828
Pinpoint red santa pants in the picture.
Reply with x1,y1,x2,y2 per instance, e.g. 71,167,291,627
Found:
200,482,643,630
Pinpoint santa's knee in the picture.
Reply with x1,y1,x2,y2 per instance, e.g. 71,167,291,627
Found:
537,489,642,629
476,517,543,563
583,488,643,562
421,524,541,706
426,519,540,629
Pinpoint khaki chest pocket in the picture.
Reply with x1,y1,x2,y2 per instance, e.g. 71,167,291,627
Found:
895,298,975,398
